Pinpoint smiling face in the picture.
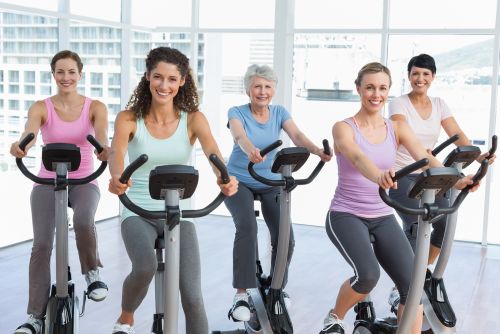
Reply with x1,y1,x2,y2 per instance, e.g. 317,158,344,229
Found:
408,66,435,94
248,76,275,109
53,58,81,93
146,61,185,106
356,71,391,114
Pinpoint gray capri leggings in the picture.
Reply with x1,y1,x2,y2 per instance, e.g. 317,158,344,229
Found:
389,174,450,251
326,211,415,305
224,183,295,289
121,216,207,334
28,183,101,318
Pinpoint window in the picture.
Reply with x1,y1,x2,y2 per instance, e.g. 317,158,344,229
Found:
9,71,19,83
108,73,120,86
40,72,52,84
8,100,19,110
70,0,121,22
24,85,35,94
199,0,274,29
9,85,19,94
24,71,35,83
91,73,103,85
91,87,102,97
40,86,51,95
132,0,191,27
295,0,383,29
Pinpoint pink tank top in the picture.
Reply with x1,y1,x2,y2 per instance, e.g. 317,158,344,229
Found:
37,97,96,184
330,117,397,218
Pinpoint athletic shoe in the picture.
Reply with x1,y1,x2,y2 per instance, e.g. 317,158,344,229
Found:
112,322,135,334
228,292,251,322
14,315,43,334
85,268,108,301
388,286,400,315
319,311,345,334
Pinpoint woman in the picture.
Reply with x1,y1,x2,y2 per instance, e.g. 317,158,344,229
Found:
386,53,495,311
319,62,477,334
225,64,331,322
10,50,109,334
108,46,238,334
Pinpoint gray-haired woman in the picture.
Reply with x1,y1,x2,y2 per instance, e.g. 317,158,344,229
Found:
224,64,331,321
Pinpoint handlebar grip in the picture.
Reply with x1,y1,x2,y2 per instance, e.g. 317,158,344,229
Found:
19,133,35,151
322,139,331,156
431,134,459,156
259,140,282,157
120,154,148,184
487,135,497,159
86,134,104,154
394,158,429,181
209,154,230,184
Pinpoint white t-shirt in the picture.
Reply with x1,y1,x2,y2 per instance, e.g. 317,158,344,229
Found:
388,94,453,171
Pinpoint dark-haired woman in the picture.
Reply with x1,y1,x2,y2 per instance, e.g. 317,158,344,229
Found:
108,46,238,334
386,54,495,311
10,50,110,334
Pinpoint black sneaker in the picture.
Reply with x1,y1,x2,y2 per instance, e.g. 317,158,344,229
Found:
319,311,345,334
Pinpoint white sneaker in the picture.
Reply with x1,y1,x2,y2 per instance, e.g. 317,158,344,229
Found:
228,292,251,322
112,322,135,334
320,311,345,334
388,286,400,315
14,315,43,334
85,268,108,302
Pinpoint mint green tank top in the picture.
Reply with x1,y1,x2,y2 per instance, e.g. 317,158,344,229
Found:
121,111,193,222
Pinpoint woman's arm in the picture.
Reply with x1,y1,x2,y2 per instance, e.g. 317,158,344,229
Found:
333,121,394,189
228,118,264,164
90,100,110,161
10,101,46,158
190,112,238,196
282,119,331,162
108,110,135,195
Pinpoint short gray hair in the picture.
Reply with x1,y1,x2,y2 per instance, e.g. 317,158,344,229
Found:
243,64,278,94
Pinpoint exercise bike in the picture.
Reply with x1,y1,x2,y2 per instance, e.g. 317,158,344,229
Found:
118,153,230,334
213,139,330,334
353,149,490,334
421,135,496,334
16,132,107,334
351,134,463,334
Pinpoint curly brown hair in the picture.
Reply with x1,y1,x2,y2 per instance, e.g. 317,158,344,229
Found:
126,47,199,119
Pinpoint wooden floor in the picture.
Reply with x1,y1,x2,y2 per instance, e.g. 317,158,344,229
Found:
1,215,499,333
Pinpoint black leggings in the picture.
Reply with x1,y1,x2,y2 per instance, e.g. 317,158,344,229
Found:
389,174,450,251
325,211,414,304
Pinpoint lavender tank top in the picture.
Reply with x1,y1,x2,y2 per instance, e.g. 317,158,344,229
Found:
330,117,397,217
37,97,96,185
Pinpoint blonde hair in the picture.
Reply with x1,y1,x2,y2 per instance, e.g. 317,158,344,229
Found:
354,62,392,87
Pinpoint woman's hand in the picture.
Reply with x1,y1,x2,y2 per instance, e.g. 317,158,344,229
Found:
248,148,264,164
95,145,110,161
10,141,26,158
477,151,496,165
108,174,132,195
218,175,238,197
377,169,396,190
315,146,332,162
454,174,480,192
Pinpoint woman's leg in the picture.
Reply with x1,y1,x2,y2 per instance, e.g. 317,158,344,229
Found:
27,185,56,318
179,220,208,334
224,184,260,289
68,184,102,273
259,187,295,288
372,215,422,334
119,216,159,325
325,212,380,319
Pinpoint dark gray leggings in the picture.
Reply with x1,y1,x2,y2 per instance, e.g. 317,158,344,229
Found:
28,183,101,318
121,217,207,334
224,183,294,289
389,174,450,251
325,211,414,304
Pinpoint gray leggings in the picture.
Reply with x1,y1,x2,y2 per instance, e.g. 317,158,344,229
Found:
389,174,450,251
224,183,294,289
121,217,207,334
28,183,101,318
326,211,414,304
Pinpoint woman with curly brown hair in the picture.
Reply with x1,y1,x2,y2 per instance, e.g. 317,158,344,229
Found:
108,46,238,334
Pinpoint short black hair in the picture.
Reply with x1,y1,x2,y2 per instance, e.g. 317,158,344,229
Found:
407,54,436,75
